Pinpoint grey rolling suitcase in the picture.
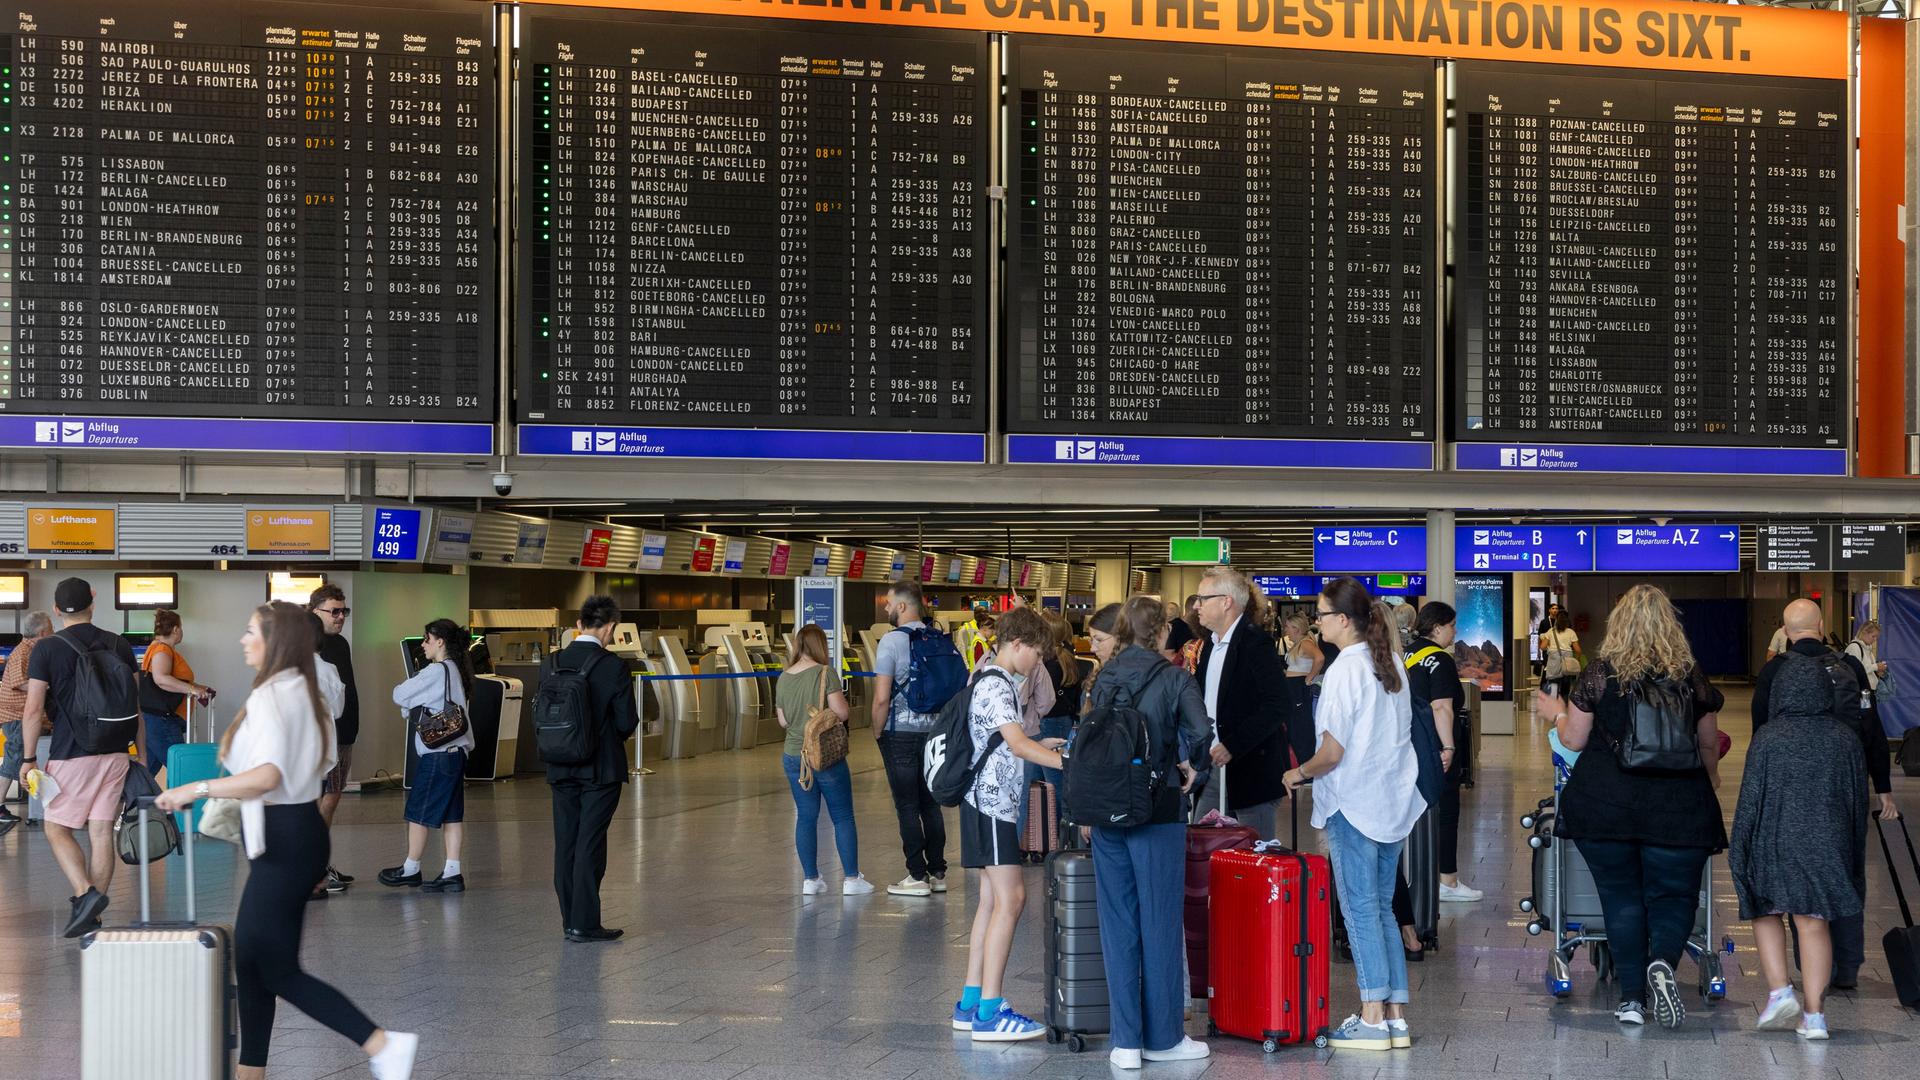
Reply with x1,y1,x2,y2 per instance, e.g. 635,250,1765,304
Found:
1044,845,1109,1052
81,796,233,1080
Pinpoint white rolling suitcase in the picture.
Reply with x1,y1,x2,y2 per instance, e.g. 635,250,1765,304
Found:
81,796,233,1079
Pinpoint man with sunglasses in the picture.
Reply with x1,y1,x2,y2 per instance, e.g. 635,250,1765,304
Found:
310,584,359,894
1191,567,1291,840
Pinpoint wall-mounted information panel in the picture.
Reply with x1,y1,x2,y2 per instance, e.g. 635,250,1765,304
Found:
515,8,989,458
1453,63,1846,467
0,0,494,453
1003,37,1435,468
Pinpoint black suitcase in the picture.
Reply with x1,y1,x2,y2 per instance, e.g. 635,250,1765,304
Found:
1875,811,1920,1009
1044,848,1108,1051
1402,807,1439,952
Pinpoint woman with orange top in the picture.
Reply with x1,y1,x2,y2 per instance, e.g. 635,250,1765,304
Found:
141,608,212,782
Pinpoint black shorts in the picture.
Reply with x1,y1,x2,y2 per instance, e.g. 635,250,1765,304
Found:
959,803,1022,869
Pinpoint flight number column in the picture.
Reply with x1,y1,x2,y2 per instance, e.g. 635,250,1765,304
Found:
11,33,94,406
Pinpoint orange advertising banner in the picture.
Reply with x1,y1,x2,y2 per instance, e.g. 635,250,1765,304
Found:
26,508,116,556
524,0,1848,79
246,510,334,557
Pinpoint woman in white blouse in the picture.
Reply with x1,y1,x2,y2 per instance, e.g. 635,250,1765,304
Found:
155,602,418,1080
378,618,474,893
1282,577,1427,1054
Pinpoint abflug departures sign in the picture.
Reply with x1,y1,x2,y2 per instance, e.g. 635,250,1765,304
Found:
0,0,494,440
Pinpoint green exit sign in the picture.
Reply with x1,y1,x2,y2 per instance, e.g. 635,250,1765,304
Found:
1168,536,1230,565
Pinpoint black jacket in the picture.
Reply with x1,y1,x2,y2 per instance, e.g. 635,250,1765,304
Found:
542,638,642,786
1196,617,1292,812
1086,645,1213,825
1753,638,1891,795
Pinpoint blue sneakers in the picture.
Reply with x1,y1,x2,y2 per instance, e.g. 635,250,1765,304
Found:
1327,1014,1393,1052
951,1001,976,1031
971,1003,1045,1042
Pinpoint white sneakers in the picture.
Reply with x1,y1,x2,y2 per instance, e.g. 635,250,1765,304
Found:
1143,1037,1210,1062
1756,987,1802,1031
843,874,875,895
1438,881,1484,903
887,876,933,897
368,1031,418,1080
1109,1038,1209,1069
931,874,949,893
802,878,827,896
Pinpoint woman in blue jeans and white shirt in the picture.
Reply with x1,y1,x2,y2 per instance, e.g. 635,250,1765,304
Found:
775,624,871,896
1283,577,1426,1052
1089,596,1215,1070
380,619,473,893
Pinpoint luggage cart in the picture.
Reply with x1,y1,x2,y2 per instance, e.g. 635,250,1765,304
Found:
1518,749,1731,1003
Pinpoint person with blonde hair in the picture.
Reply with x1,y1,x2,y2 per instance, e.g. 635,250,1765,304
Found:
154,602,417,1080
1533,584,1725,1031
775,623,869,896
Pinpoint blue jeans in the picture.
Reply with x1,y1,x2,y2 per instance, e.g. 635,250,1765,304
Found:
1092,822,1187,1052
1575,838,1709,1003
782,755,859,880
143,711,186,777
1325,811,1409,1005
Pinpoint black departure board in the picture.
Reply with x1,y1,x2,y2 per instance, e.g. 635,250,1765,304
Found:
1455,64,1846,448
517,9,989,431
1007,38,1436,440
0,0,493,421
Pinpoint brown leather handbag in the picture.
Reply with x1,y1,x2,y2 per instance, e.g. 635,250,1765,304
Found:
414,663,470,751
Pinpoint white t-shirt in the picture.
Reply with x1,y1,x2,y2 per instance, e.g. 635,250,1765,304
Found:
965,665,1025,822
224,669,339,858
1846,640,1880,690
393,659,474,755
1312,643,1425,844
314,655,346,720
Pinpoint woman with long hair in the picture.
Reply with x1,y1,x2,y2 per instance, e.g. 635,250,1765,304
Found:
1034,611,1089,790
154,602,417,1080
1282,577,1425,1052
775,623,869,895
1534,584,1725,1030
380,618,475,893
1087,596,1214,1068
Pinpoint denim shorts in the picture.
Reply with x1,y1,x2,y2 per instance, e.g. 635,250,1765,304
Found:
405,749,467,828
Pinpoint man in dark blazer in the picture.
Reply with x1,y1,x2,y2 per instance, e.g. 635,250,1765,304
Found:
1194,567,1292,840
545,595,641,942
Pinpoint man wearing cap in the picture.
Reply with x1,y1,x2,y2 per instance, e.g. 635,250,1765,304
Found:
21,578,139,937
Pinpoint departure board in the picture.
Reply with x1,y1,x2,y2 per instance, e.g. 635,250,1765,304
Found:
517,10,989,431
1007,39,1436,441
0,0,493,422
1455,64,1846,448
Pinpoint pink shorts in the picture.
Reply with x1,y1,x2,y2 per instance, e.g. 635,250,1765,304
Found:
44,754,131,829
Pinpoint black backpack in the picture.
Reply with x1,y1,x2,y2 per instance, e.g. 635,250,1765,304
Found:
534,648,608,766
1614,674,1700,772
53,631,140,755
1811,651,1868,740
1060,665,1164,828
923,669,1012,807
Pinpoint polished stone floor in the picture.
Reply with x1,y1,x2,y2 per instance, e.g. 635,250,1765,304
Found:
2,686,1916,1079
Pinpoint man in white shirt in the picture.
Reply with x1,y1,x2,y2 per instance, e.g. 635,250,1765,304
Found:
1192,568,1292,840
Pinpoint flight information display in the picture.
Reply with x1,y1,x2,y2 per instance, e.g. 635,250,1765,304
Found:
1007,38,1436,441
0,0,493,421
517,9,989,431
1455,63,1846,448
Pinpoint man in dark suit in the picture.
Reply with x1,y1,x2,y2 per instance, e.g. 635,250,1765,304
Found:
544,596,641,943
1194,567,1292,840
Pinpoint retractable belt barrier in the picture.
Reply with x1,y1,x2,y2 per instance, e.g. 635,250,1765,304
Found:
637,670,875,681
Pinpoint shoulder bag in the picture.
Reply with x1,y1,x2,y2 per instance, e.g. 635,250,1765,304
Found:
414,662,471,751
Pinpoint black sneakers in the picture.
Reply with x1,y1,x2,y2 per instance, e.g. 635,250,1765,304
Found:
1646,960,1686,1029
63,888,109,938
377,866,423,887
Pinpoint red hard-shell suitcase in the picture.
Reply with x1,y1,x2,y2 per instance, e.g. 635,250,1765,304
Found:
1206,845,1333,1053
1184,822,1260,998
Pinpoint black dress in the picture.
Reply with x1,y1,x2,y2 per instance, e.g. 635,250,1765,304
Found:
1558,660,1727,852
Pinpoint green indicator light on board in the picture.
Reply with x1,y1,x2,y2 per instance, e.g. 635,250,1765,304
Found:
541,233,549,241
542,123,549,130
542,164,549,171
541,316,549,324
543,108,550,116
1028,119,1036,127
1028,198,1037,206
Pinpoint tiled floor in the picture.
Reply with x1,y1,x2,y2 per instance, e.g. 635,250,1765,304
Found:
2,686,1915,1079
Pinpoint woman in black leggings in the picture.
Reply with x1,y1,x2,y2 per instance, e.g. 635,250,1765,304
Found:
157,602,418,1080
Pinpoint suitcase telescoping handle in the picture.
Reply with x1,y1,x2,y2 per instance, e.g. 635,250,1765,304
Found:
133,795,196,926
186,696,217,745
1875,810,1917,930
